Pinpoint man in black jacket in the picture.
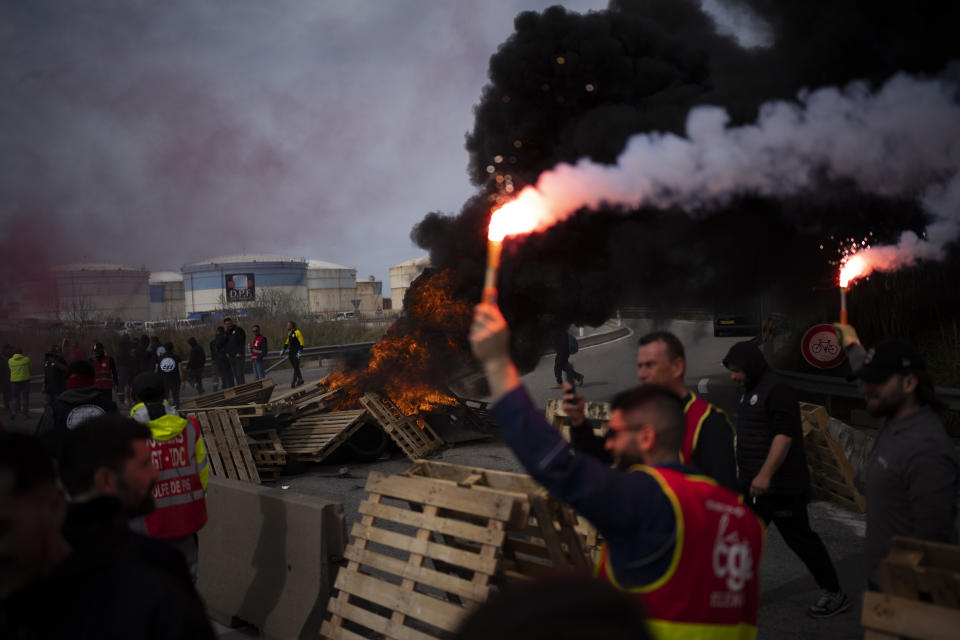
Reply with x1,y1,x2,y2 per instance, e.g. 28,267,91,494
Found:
211,326,233,390
35,361,117,460
223,317,246,385
186,337,206,395
723,341,848,618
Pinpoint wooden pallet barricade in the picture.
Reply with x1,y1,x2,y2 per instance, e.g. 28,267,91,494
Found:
184,401,295,419
246,429,287,481
194,409,261,484
360,392,444,460
862,537,960,639
800,403,866,512
321,471,515,639
180,379,275,411
278,409,370,463
404,460,592,579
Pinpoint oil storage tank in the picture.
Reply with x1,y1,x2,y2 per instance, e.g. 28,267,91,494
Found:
19,263,150,322
307,260,357,317
389,256,431,310
182,255,308,315
149,272,185,320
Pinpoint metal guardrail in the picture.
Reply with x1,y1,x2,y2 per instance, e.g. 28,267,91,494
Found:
776,369,960,411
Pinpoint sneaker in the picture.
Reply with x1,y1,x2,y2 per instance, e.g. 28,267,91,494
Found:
807,590,850,618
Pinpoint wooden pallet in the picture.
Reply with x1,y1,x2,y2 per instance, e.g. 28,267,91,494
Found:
321,471,515,640
278,410,370,463
246,429,287,481
800,403,866,512
180,379,275,410
184,401,296,418
194,409,261,484
404,460,592,579
360,392,444,460
863,537,960,639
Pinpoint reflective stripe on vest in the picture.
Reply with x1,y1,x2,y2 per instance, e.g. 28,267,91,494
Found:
682,393,712,465
144,416,207,539
251,335,266,359
93,356,113,389
594,466,764,640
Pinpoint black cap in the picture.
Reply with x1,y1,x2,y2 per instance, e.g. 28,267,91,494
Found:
852,341,925,383
132,372,165,401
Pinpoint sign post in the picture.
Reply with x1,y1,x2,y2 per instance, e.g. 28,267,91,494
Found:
800,324,846,369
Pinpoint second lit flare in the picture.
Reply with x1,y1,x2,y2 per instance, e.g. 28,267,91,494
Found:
838,254,867,324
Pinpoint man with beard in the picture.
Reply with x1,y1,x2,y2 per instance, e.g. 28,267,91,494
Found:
51,417,216,638
129,372,209,581
722,340,847,618
834,324,959,586
470,303,764,639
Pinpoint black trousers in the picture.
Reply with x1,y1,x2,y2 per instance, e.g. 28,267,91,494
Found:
752,493,841,592
289,352,303,386
553,353,579,383
229,355,245,385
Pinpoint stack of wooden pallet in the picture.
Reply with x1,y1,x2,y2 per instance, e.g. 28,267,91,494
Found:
194,409,261,484
863,537,960,639
278,409,371,463
322,461,593,639
800,403,866,512
360,392,444,460
180,378,276,411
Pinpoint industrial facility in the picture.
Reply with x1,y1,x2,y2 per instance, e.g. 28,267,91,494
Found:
17,263,150,323
182,254,309,316
149,272,185,321
389,256,431,309
307,260,358,316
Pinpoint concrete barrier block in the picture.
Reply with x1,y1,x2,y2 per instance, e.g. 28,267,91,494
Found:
197,476,346,640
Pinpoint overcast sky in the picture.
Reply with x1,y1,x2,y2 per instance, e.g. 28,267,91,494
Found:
1,1,640,288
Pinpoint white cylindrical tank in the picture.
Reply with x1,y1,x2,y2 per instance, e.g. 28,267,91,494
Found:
181,254,308,316
19,263,150,322
389,256,431,309
307,260,357,317
356,275,383,314
149,272,185,320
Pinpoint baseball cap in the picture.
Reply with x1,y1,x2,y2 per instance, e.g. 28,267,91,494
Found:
852,341,925,383
132,372,165,401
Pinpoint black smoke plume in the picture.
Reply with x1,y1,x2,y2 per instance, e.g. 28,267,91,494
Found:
412,0,960,371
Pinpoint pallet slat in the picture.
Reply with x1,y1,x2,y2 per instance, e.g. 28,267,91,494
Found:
360,392,443,460
800,403,865,512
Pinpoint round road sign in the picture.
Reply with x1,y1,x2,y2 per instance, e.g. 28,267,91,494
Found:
801,324,846,369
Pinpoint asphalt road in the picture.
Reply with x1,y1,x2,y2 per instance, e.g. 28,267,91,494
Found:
279,317,867,640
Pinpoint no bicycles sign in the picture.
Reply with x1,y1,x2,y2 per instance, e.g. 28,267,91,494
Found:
800,324,846,369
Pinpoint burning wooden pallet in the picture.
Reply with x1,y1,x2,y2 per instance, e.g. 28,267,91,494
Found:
360,392,444,460
800,403,866,512
404,460,592,578
245,429,287,481
321,470,515,640
194,409,261,484
272,383,341,418
863,537,960,639
278,410,370,463
180,379,275,411
183,401,296,419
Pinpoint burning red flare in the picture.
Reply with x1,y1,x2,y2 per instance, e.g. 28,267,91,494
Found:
839,253,868,288
487,188,545,241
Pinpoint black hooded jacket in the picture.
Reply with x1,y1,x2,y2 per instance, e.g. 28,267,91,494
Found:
723,341,809,496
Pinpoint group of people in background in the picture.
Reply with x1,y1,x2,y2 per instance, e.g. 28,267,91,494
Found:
1,318,309,426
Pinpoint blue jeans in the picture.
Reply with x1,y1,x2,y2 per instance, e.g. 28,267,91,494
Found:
10,381,29,417
252,359,266,380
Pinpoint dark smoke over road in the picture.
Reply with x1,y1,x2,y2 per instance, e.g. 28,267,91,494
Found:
412,0,960,371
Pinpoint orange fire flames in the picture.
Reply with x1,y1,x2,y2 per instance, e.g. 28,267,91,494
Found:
321,268,472,416
487,187,544,241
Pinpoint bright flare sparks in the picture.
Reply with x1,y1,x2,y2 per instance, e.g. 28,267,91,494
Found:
839,253,868,288
487,188,545,241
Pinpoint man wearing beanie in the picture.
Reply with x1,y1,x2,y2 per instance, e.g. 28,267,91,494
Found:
35,360,118,459
129,372,209,580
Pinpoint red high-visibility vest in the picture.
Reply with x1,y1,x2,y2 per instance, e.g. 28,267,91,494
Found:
681,393,713,464
144,416,208,539
93,356,113,389
251,335,267,360
595,466,764,640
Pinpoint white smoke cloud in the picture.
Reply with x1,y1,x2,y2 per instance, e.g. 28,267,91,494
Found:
505,71,960,283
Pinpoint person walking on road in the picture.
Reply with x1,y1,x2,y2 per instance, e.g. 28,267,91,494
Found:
723,340,848,618
155,343,185,408
834,324,959,586
469,303,765,639
186,337,206,395
564,331,738,491
223,317,246,385
8,347,31,421
251,324,268,380
552,329,583,388
281,320,305,388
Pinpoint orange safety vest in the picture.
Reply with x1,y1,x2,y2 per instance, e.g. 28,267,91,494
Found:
144,416,208,539
595,466,764,640
681,393,713,464
93,355,113,389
